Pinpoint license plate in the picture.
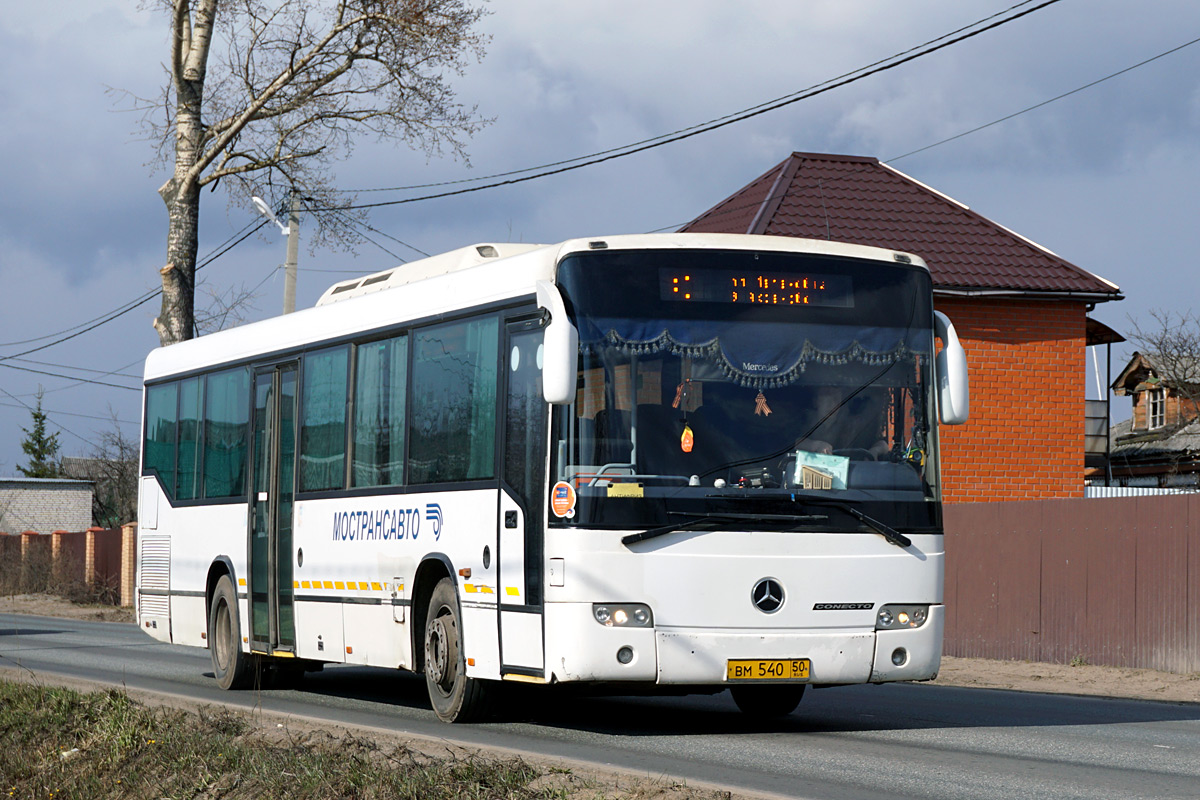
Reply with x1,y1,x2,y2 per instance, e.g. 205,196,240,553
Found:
726,658,811,681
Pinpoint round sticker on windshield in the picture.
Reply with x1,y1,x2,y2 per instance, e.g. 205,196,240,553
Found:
550,481,577,518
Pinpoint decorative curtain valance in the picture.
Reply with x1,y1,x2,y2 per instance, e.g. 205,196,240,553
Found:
580,318,923,389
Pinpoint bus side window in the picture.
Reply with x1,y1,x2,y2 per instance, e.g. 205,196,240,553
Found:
144,382,179,498
203,367,250,498
409,317,499,484
352,336,406,487
177,377,203,500
302,345,350,491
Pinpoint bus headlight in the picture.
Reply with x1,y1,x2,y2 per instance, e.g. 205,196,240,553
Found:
593,603,653,627
876,604,929,630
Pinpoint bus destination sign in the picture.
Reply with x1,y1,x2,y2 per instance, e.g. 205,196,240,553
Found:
660,268,852,307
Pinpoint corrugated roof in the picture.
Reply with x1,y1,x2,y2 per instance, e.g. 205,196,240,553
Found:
682,152,1122,299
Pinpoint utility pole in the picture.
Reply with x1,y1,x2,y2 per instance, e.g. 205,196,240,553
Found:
251,191,300,315
282,190,300,315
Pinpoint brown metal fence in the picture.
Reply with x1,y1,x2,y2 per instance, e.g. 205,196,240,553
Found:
0,525,138,606
945,495,1200,673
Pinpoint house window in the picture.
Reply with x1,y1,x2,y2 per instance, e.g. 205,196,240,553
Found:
1148,388,1165,430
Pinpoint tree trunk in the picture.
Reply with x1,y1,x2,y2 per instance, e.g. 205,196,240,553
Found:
155,175,199,345
154,0,216,347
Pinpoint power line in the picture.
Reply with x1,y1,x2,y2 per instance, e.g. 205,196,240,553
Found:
323,207,412,262
0,220,268,364
0,219,265,351
337,1,1053,196
0,384,102,451
0,400,136,427
656,32,1200,234
313,0,1063,212
12,359,146,399
7,357,141,380
0,361,140,391
885,33,1200,163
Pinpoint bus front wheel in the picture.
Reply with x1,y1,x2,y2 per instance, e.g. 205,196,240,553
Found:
424,577,490,722
730,684,805,718
209,575,254,690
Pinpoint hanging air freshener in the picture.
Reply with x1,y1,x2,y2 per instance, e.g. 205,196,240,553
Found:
681,423,694,453
754,390,772,416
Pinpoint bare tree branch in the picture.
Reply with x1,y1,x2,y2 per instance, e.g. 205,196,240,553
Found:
136,0,491,345
1126,308,1200,420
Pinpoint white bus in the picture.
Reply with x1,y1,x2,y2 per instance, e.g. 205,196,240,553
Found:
136,233,968,722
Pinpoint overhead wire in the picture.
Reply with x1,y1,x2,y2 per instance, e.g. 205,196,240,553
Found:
336,0,1053,195
0,220,268,364
653,32,1200,234
0,362,140,391
6,357,141,381
0,383,105,451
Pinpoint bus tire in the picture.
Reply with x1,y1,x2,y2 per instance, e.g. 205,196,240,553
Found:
424,577,490,722
730,684,805,718
209,574,253,690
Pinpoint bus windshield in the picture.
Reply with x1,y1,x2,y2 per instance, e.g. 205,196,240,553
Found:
550,248,942,535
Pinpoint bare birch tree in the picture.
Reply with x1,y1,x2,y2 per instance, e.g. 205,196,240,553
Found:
141,0,489,345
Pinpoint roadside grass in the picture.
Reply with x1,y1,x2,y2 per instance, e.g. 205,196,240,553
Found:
0,680,668,800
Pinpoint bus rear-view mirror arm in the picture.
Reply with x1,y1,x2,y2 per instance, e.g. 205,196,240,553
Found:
536,280,579,404
934,310,969,425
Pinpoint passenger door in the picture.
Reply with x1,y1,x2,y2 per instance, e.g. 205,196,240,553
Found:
497,318,548,674
248,362,298,655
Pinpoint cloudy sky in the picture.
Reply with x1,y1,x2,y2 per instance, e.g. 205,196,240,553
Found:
1,0,1198,474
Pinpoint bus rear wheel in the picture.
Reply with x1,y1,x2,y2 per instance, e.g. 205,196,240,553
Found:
209,575,254,690
730,684,806,718
424,577,491,722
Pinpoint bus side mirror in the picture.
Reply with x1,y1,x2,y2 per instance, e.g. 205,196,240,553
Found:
536,280,579,405
933,310,969,425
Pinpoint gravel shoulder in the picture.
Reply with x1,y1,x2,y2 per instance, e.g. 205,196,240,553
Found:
5,592,1198,705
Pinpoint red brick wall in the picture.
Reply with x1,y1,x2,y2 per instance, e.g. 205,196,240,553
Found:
935,298,1087,502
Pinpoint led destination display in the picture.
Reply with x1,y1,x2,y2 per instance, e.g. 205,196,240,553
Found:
660,268,853,307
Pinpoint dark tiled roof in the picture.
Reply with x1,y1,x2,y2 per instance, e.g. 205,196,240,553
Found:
681,152,1121,299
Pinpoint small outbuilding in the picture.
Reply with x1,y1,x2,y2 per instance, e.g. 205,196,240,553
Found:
0,477,94,533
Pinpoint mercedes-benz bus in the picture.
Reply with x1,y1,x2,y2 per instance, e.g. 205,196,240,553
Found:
136,233,969,722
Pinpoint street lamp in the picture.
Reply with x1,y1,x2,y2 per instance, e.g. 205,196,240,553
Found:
252,196,290,235
252,193,300,314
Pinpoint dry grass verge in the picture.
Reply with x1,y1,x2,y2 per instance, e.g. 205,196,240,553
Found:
0,680,737,800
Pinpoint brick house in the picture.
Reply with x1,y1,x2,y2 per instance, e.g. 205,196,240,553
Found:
1103,352,1200,488
0,477,94,533
681,152,1123,502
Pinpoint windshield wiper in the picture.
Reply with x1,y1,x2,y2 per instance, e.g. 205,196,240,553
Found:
706,492,912,548
622,511,827,547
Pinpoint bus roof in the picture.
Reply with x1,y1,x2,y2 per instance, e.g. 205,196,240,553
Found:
144,233,927,382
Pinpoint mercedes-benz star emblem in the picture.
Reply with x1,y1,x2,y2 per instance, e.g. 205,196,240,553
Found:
751,578,785,613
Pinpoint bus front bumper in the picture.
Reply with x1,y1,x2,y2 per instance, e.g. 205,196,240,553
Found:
544,603,943,686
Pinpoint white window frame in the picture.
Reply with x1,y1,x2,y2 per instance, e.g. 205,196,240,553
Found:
1148,387,1166,430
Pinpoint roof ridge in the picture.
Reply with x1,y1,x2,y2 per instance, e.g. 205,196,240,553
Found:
680,150,1122,301
879,161,1121,293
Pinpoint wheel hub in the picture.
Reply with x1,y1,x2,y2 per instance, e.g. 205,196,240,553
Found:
427,617,450,686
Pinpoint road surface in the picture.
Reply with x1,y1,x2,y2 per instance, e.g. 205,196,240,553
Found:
2,613,1198,800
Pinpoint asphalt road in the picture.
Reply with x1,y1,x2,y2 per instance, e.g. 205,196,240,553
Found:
2,613,1198,800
